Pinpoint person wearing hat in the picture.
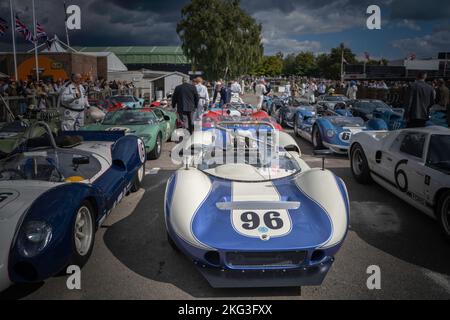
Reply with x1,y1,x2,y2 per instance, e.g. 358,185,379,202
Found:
346,81,358,100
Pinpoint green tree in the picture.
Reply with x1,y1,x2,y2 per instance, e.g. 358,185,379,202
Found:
316,45,358,79
293,52,318,76
177,0,263,80
252,55,284,76
282,53,296,75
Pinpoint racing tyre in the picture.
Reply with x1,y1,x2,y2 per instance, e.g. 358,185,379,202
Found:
71,201,95,267
437,191,450,240
350,143,373,184
167,232,180,253
131,163,145,193
312,126,324,149
293,118,299,137
148,133,162,160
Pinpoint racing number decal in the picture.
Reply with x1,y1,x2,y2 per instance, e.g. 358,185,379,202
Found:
137,139,146,164
233,210,291,241
241,211,284,231
0,192,13,203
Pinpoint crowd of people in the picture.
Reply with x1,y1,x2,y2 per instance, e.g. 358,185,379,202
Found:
1,71,449,132
0,76,136,115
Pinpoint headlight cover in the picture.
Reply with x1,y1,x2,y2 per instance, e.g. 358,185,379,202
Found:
17,221,52,258
326,129,337,138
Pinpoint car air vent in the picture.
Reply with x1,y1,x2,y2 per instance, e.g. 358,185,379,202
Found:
226,251,307,268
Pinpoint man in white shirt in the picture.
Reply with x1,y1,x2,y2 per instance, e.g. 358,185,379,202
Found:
255,80,267,110
346,81,358,100
59,74,90,131
194,77,210,120
230,80,242,95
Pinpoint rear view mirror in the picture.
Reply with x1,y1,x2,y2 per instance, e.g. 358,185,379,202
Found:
73,155,90,166
313,149,334,171
164,115,171,121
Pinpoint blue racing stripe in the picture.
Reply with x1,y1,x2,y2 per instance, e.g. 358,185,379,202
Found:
191,175,333,251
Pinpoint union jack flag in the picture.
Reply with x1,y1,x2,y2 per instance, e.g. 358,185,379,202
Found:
36,22,47,40
0,18,8,36
15,15,34,43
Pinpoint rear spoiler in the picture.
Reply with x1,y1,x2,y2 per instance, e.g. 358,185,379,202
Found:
60,131,126,142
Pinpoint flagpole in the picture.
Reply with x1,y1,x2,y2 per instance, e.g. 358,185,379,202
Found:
9,0,18,81
64,2,70,46
340,43,344,83
32,0,39,81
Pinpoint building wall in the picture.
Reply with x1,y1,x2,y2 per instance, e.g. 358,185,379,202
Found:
0,53,103,81
164,74,184,97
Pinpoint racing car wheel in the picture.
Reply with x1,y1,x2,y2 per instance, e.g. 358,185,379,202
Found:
350,144,373,184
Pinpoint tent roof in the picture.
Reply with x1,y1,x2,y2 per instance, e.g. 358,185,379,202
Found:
75,46,189,65
83,52,128,72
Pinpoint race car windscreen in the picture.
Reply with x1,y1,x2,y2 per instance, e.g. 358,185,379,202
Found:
371,101,392,109
355,102,379,113
325,96,348,102
196,140,302,182
329,117,365,127
111,96,135,103
0,153,63,182
427,135,450,174
103,110,155,126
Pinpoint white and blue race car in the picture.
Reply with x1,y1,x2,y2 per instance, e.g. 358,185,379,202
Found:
350,127,450,238
165,121,350,288
0,122,146,292
293,106,388,154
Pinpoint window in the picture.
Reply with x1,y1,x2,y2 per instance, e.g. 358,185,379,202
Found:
399,133,426,159
153,109,164,121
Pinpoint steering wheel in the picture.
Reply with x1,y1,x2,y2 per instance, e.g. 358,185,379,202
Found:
0,168,27,180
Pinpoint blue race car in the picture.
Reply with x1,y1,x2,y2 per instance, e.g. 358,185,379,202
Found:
0,122,146,292
349,99,406,130
293,106,388,154
166,122,349,288
110,95,145,109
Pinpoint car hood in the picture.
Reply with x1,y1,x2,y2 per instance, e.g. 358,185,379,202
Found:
190,175,334,251
83,124,148,135
0,182,58,220
0,181,58,290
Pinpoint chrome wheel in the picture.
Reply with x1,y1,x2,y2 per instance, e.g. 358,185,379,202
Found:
74,206,94,257
352,149,364,176
156,137,162,154
137,165,144,183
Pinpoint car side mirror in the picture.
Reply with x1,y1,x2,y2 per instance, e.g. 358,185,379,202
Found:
73,155,90,166
313,149,334,170
164,115,171,121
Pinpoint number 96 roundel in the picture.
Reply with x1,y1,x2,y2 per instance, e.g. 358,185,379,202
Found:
232,209,292,241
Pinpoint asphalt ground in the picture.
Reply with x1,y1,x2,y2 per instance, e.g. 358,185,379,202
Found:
1,94,450,300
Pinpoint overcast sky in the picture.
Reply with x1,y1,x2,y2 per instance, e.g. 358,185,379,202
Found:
0,0,448,60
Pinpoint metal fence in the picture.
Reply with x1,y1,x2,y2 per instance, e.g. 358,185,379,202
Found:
0,87,145,114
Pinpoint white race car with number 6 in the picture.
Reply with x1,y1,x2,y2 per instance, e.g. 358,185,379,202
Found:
350,127,450,238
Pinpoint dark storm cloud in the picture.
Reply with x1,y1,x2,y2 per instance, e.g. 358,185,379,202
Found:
0,0,447,55
390,0,450,20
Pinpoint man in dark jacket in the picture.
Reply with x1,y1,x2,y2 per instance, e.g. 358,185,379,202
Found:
172,80,199,134
406,72,435,128
220,83,232,106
